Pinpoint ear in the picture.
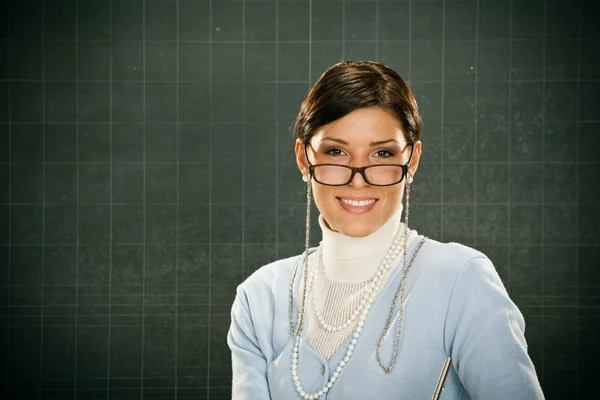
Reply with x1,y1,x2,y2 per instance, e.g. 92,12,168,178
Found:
408,140,422,178
295,138,309,178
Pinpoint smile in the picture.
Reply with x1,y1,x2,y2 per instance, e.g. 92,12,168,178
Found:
339,198,376,206
337,197,378,214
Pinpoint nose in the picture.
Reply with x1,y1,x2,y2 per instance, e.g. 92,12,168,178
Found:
349,168,369,188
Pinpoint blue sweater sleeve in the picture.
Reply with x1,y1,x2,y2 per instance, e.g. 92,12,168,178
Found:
227,292,272,400
444,256,545,399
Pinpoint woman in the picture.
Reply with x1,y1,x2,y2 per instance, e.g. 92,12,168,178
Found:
227,61,544,399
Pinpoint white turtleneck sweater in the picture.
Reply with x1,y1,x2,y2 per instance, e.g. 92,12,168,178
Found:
305,205,418,359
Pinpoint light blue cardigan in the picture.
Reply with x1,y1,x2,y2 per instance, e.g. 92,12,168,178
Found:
227,235,545,399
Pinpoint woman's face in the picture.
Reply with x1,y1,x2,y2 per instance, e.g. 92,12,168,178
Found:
295,107,421,238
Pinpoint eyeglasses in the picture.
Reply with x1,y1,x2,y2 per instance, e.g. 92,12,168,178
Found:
304,142,414,187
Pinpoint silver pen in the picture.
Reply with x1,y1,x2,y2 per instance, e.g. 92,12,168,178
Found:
431,357,452,400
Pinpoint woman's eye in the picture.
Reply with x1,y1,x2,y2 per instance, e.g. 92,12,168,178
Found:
375,150,394,158
325,148,344,156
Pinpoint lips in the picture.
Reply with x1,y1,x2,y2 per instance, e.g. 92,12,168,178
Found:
336,197,378,214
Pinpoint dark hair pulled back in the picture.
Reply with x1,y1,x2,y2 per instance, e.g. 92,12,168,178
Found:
293,60,422,146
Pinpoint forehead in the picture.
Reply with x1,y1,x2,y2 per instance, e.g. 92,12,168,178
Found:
311,107,406,146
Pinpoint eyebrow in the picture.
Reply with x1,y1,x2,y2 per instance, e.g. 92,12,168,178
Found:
321,137,400,147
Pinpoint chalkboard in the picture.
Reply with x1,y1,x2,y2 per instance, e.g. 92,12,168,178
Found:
1,0,599,398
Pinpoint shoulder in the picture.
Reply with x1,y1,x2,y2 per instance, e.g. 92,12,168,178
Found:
418,237,493,279
230,251,314,351
421,238,516,325
415,237,508,307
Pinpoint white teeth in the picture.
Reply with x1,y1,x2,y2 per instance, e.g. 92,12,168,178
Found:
340,198,376,207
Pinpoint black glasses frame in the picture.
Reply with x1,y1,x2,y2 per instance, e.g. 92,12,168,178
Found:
304,142,415,187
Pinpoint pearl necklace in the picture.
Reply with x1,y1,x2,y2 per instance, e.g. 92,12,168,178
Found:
291,258,373,400
290,231,409,400
310,227,408,333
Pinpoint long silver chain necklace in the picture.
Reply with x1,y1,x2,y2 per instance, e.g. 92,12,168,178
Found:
288,180,314,337
376,235,428,373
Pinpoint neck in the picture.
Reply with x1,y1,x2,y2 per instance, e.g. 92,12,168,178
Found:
318,205,405,283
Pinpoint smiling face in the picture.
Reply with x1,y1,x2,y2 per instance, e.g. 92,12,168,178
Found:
295,106,422,238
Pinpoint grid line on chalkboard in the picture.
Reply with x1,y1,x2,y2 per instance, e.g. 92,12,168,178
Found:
507,0,513,312
11,77,597,85
207,0,213,397
5,3,11,399
440,0,446,242
39,3,47,398
141,0,147,397
540,0,547,384
7,38,591,45
74,0,81,396
4,160,597,166
175,0,180,398
408,0,412,80
473,0,479,249
342,0,345,57
107,0,114,397
309,0,312,84
575,2,582,395
3,112,600,124
275,0,280,261
241,0,246,313
375,0,379,60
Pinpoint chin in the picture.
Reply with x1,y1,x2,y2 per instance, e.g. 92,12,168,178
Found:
343,225,377,238
330,215,383,238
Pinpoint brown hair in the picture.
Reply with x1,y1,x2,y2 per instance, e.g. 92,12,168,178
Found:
292,60,422,145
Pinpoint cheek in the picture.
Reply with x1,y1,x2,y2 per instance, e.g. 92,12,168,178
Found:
379,187,404,216
310,184,333,208
310,184,339,222
385,186,405,203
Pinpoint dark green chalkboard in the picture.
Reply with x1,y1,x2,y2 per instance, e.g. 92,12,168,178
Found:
1,0,599,398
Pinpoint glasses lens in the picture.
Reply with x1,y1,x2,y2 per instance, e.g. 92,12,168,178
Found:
313,165,352,185
365,165,405,185
313,165,404,185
